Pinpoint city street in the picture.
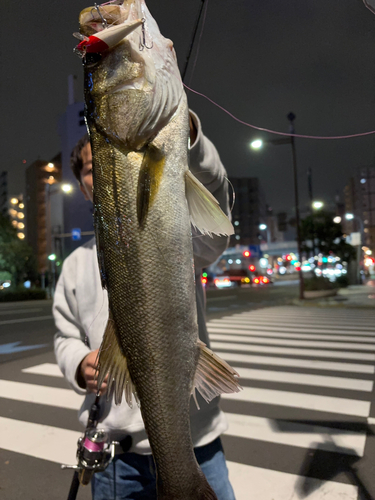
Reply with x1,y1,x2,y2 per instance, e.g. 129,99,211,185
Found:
1,290,375,499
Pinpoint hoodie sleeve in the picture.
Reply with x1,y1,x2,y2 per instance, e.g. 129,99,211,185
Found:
53,253,91,395
189,110,231,271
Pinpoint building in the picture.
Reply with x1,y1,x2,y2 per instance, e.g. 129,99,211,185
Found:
57,86,93,257
25,155,62,274
229,177,268,246
344,167,375,248
8,194,26,240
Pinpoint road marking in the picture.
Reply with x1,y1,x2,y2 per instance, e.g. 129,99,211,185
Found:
209,332,375,351
225,413,366,456
217,319,375,332
211,340,375,361
231,366,373,392
0,416,80,465
0,308,43,316
223,386,370,416
207,325,375,342
0,380,82,410
207,296,237,302
210,322,375,336
219,351,375,374
0,342,48,355
226,461,358,500
22,363,63,377
0,315,53,326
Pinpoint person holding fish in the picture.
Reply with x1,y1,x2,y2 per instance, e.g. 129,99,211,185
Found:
54,1,241,499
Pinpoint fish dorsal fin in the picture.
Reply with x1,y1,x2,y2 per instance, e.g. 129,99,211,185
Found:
192,340,242,407
185,170,234,237
97,312,138,407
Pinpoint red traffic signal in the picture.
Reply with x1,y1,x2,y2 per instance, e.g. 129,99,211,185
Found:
249,265,256,272
243,250,251,257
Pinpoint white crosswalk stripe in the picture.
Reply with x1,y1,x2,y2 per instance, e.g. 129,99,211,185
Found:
2,305,375,499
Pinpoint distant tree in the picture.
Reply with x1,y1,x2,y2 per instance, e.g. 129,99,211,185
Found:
0,214,37,286
300,211,356,262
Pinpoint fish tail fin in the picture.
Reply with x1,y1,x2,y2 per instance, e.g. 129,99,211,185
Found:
97,312,138,407
185,170,234,237
192,340,242,405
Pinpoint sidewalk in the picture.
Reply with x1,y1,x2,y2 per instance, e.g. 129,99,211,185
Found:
294,280,375,309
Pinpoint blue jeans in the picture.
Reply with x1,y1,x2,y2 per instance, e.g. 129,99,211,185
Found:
91,437,236,500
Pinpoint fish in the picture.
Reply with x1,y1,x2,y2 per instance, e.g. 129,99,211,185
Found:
77,1,241,498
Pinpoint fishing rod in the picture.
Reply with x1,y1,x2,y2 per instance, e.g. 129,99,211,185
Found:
62,395,119,500
181,0,207,82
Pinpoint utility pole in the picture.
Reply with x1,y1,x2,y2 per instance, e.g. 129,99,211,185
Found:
287,112,304,301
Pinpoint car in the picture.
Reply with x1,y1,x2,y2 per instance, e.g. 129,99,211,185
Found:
214,269,251,288
251,275,273,286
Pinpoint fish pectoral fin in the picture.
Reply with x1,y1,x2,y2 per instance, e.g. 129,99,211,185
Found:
192,340,242,405
137,145,166,228
97,312,138,407
185,170,234,237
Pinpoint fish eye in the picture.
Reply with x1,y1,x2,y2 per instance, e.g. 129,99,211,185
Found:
84,53,103,66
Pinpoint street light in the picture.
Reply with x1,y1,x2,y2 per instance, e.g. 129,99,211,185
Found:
312,201,324,210
345,213,355,221
333,216,342,224
61,183,73,193
250,112,304,300
250,139,263,150
259,224,267,230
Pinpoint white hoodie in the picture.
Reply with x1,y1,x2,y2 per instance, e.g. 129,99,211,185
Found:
53,112,231,454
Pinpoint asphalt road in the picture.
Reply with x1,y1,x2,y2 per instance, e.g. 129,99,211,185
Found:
3,283,375,500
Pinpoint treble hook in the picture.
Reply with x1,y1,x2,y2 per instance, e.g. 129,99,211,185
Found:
139,18,153,51
92,3,108,30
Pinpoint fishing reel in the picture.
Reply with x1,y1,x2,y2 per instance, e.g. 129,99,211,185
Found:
62,395,118,488
62,427,117,485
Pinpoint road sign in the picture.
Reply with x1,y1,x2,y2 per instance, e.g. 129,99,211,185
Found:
71,228,81,241
249,245,262,258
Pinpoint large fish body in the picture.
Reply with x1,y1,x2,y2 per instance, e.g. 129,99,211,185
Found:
78,2,239,498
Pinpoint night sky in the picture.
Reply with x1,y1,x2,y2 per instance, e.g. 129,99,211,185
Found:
2,0,375,214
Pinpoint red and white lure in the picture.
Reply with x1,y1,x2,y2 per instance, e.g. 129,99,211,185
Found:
73,19,144,57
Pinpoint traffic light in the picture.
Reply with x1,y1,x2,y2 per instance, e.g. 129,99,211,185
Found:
249,265,256,272
243,250,251,257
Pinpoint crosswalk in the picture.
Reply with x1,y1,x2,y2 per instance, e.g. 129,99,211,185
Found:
1,305,375,499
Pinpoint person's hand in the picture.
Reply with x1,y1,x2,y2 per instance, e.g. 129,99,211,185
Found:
78,349,108,395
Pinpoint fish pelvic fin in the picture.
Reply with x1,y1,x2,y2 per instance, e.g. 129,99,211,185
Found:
97,312,138,407
185,170,234,237
192,340,242,406
137,144,166,228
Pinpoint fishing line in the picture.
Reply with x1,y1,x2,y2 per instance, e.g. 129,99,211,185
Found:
184,84,375,141
187,0,210,87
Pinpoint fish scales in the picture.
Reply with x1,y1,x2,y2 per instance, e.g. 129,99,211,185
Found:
79,1,239,498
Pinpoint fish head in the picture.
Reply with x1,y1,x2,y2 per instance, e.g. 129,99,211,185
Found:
79,0,184,151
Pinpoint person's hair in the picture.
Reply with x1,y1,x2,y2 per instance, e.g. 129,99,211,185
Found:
70,134,90,185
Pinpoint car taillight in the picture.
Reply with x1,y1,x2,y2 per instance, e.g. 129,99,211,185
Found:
224,278,230,283
254,278,260,284
262,277,269,284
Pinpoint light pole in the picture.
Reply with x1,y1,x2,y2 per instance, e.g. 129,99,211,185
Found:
345,213,364,285
44,182,73,296
250,112,304,300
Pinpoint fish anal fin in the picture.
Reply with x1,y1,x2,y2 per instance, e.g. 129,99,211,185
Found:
192,340,242,404
137,145,166,228
185,170,234,237
97,312,138,407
